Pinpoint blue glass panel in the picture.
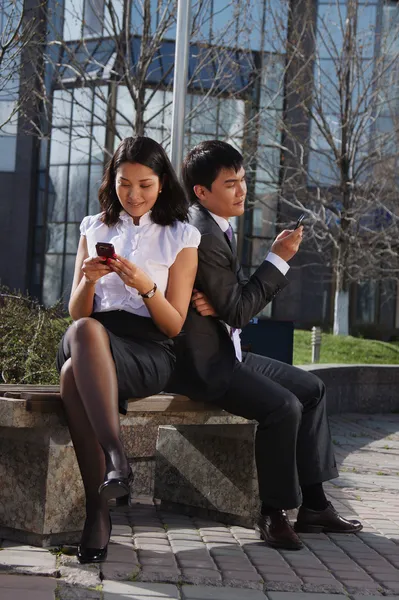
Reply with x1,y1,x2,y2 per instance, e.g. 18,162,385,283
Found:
48,165,69,221
0,136,17,172
211,0,234,43
264,0,288,54
68,164,89,221
88,163,103,214
62,254,76,302
43,254,63,306
191,0,211,42
66,222,81,253
52,89,73,126
63,0,84,41
308,149,340,186
316,2,347,59
46,223,66,253
357,4,377,59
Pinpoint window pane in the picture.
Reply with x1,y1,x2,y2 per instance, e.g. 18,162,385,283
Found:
52,90,73,126
218,98,245,138
188,94,218,134
63,0,84,41
88,164,103,214
260,57,285,110
308,150,340,186
0,136,16,171
70,127,91,164
317,2,347,59
73,87,93,124
48,165,69,221
68,164,89,221
83,0,104,37
356,4,377,59
93,86,108,124
66,223,81,253
91,125,105,163
145,90,166,129
62,254,76,303
116,85,136,125
46,223,65,253
43,254,63,306
50,128,70,165
258,109,281,146
0,100,18,135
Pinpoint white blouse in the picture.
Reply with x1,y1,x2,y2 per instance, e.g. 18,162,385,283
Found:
80,210,201,318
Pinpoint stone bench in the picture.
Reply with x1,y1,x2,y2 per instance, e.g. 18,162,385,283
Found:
0,385,257,547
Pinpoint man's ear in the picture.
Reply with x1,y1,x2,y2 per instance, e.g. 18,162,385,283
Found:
193,184,206,201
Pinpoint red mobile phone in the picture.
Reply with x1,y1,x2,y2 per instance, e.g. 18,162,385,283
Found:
96,242,115,258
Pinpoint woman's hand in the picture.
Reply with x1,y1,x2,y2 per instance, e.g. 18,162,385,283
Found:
109,254,154,295
81,256,112,284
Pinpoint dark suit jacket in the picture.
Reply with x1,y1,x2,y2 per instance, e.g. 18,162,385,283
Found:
168,204,289,401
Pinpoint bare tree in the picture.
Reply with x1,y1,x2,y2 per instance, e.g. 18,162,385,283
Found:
24,0,258,159
251,0,399,335
0,0,40,132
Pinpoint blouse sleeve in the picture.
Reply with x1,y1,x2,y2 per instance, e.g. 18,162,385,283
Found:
181,223,201,249
79,215,92,236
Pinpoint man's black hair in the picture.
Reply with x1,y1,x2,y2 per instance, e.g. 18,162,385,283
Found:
182,140,243,204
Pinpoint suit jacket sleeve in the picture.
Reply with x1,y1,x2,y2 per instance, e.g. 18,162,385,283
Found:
196,232,290,329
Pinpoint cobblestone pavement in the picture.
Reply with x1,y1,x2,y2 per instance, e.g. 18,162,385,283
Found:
1,413,399,599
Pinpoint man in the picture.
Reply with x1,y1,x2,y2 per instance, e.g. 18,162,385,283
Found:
170,140,362,550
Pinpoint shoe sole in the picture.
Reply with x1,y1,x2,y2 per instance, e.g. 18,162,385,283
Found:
259,531,303,551
99,480,130,502
294,523,363,534
77,552,107,564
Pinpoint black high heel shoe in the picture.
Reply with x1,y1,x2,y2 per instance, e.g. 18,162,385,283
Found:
98,467,134,502
77,514,112,564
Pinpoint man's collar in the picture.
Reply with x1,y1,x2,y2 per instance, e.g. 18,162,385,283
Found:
206,210,230,233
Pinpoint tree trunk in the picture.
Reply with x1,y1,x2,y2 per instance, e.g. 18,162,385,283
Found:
333,288,349,336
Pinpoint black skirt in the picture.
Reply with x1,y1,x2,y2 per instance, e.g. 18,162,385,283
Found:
56,310,175,415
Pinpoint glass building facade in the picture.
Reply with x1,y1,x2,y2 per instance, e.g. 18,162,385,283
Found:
1,0,398,332
32,0,289,307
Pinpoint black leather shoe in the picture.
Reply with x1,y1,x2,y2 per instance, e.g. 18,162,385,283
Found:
295,502,363,534
77,515,111,564
99,467,134,502
256,511,303,550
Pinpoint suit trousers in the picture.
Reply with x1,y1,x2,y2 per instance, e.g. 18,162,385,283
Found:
212,352,338,509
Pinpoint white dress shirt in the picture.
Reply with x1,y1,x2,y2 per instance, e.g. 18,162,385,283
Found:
207,210,290,361
80,210,201,318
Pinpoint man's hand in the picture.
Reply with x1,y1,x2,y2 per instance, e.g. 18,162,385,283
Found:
192,289,218,317
271,227,303,262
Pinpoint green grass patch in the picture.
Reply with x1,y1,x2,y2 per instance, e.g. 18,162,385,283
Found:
294,329,399,366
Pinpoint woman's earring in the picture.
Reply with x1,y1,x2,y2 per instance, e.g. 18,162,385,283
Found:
159,189,162,195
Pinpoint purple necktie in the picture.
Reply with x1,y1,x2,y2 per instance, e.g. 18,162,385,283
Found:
225,224,234,242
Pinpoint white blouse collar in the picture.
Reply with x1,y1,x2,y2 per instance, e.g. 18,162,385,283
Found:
118,210,153,227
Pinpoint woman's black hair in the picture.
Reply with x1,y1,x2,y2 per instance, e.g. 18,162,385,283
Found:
99,136,189,226
182,140,243,204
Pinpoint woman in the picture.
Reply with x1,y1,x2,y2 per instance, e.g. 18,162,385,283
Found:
57,136,200,564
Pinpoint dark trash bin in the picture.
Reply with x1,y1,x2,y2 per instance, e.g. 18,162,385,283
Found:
240,318,294,365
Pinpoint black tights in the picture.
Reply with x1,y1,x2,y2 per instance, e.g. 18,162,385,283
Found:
60,317,129,548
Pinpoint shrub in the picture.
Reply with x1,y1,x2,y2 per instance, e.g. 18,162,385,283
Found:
0,286,70,384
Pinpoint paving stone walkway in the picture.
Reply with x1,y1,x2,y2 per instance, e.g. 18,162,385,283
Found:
1,413,399,599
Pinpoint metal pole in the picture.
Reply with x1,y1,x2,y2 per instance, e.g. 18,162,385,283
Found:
170,0,191,176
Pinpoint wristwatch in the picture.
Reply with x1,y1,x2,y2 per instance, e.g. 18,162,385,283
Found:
139,283,157,299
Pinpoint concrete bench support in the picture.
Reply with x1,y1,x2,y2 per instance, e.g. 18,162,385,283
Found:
154,424,260,527
0,386,248,546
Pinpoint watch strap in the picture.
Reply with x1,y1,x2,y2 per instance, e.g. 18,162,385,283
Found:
139,283,157,299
